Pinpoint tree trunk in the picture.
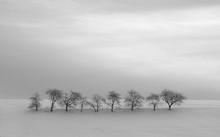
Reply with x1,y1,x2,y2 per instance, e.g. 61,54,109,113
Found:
36,106,38,111
169,105,172,110
96,103,99,112
153,105,156,111
65,105,68,112
80,103,83,112
111,102,114,112
131,102,134,111
50,102,54,112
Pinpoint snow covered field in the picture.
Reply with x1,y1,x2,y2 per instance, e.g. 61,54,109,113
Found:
0,99,220,137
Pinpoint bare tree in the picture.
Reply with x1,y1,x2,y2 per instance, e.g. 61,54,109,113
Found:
79,96,87,112
61,92,72,112
146,93,160,111
106,91,121,112
61,91,82,112
124,90,144,111
46,89,63,112
87,94,105,112
28,92,41,111
160,89,186,110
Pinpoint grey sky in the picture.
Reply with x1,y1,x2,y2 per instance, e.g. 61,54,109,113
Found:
0,0,220,99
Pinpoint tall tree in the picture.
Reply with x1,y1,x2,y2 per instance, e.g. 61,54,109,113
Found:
28,92,41,111
160,89,186,110
106,91,121,112
46,89,63,112
146,93,160,111
124,90,144,111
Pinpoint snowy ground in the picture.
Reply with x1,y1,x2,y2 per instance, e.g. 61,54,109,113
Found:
0,99,220,137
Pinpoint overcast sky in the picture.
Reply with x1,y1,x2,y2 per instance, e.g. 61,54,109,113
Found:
0,0,220,99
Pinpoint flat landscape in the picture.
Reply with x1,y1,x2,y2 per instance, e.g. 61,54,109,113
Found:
0,100,220,137
1,0,220,137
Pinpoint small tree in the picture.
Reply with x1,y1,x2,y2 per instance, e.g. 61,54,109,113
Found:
46,89,63,112
79,96,87,112
70,91,82,109
87,94,105,112
61,91,81,112
28,92,41,111
62,92,72,112
124,90,144,111
106,91,121,112
146,93,160,111
160,89,186,110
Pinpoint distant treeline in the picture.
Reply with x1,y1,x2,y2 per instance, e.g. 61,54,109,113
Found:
28,89,186,112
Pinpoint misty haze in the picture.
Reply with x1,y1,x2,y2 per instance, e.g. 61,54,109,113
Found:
0,0,220,137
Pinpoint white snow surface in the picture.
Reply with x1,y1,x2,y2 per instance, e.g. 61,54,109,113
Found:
0,99,220,137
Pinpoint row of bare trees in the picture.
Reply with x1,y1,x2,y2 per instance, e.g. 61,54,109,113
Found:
29,89,186,112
